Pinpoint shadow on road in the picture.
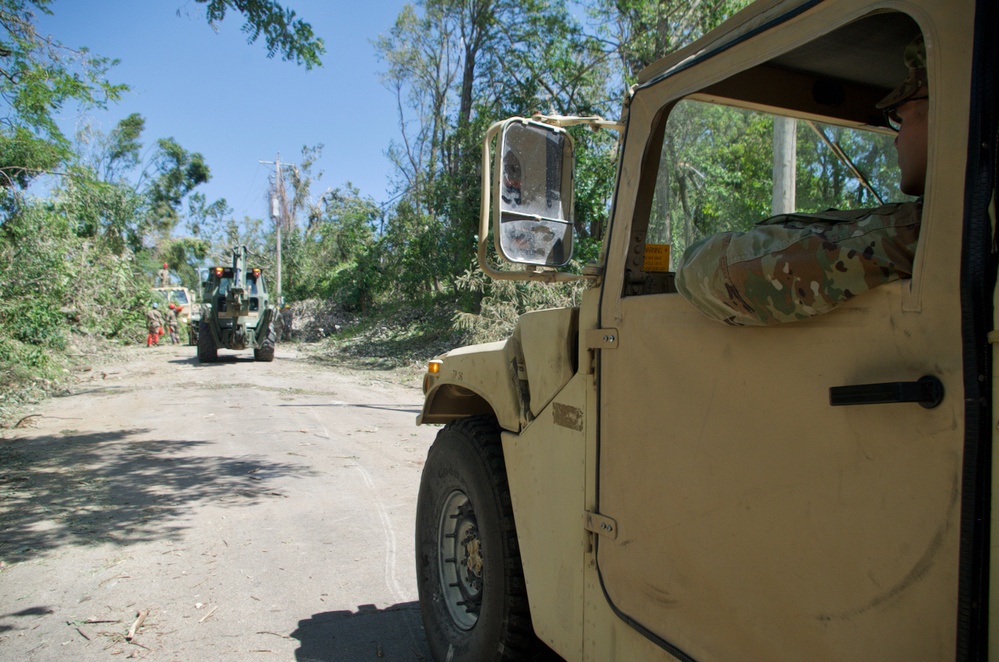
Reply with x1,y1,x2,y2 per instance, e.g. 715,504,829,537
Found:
279,403,423,415
290,603,566,662
291,602,429,661
171,354,300,366
0,606,55,635
0,429,314,564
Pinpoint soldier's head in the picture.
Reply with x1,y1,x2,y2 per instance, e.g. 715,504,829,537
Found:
163,263,168,269
877,35,928,196
169,303,176,310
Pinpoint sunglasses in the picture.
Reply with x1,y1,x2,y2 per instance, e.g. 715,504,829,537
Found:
883,95,929,132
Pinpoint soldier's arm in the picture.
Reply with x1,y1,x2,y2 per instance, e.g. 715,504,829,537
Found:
674,201,921,326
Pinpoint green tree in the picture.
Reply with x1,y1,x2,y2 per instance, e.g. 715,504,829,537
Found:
71,115,216,255
593,0,750,83
58,164,143,253
377,0,611,305
144,137,211,237
195,0,325,69
290,183,382,311
1,0,322,193
0,0,126,190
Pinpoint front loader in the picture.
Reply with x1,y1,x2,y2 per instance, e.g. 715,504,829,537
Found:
197,245,276,363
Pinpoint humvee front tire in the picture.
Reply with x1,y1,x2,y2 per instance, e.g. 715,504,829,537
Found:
415,416,540,662
196,320,217,363
254,324,276,362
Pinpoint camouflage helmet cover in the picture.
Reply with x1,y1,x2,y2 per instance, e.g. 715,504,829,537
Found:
876,34,927,109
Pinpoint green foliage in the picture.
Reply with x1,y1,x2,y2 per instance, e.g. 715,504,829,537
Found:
0,0,127,186
0,202,73,353
572,127,618,246
70,115,219,260
195,0,326,69
0,126,63,189
157,237,211,290
145,138,211,236
58,165,143,253
0,196,149,423
593,0,752,82
795,122,903,209
374,0,616,310
0,0,332,422
0,195,147,339
285,183,383,311
648,100,906,264
80,112,145,182
452,259,588,344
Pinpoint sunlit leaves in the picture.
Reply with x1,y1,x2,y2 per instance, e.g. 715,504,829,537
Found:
0,0,127,173
195,0,325,69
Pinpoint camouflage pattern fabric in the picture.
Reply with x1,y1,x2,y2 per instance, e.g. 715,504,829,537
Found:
674,201,921,326
145,308,163,333
165,308,178,331
875,35,927,109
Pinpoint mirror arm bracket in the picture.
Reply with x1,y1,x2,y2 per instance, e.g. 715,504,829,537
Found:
531,113,624,133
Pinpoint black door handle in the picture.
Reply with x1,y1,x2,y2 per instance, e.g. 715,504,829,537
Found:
829,375,944,409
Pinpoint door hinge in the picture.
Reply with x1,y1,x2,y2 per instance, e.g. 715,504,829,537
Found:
583,511,618,540
585,328,619,349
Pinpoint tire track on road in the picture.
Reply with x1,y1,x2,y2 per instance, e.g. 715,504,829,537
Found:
311,410,408,604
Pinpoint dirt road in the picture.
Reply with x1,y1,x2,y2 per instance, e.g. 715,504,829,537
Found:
0,342,439,661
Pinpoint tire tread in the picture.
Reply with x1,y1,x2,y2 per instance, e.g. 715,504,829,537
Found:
417,416,545,661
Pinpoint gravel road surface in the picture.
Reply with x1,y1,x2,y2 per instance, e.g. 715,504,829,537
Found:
0,342,438,661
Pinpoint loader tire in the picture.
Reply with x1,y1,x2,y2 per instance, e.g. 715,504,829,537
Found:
197,320,217,363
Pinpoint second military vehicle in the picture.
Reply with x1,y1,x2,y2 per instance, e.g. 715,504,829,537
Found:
197,246,276,363
152,286,200,345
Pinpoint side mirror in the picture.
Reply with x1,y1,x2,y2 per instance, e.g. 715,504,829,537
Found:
494,120,574,267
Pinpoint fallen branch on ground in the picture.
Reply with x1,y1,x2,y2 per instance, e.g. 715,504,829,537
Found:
125,609,148,641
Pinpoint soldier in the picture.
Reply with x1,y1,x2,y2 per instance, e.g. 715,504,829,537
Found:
146,302,164,347
675,35,927,326
165,303,180,345
157,262,170,286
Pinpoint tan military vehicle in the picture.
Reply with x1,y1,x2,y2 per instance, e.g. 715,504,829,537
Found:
152,286,201,344
414,0,995,660
152,286,195,322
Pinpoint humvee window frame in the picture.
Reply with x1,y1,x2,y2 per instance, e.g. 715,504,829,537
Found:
622,10,925,297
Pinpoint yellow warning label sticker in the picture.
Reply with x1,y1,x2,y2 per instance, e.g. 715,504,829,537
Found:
643,244,671,273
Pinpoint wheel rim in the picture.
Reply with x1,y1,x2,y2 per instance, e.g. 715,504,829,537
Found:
438,489,482,630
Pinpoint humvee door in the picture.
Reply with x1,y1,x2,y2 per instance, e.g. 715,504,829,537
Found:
595,6,983,660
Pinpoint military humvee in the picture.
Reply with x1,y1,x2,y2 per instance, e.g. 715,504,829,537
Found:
197,246,276,363
414,0,995,660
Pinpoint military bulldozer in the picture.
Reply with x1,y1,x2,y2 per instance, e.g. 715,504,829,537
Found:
196,246,276,363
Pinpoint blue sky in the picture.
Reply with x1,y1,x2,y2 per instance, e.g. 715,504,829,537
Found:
37,1,409,223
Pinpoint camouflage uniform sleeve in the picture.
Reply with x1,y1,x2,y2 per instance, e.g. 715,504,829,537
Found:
674,201,921,326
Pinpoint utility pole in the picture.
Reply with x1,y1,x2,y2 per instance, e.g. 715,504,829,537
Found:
259,154,295,305
772,116,797,215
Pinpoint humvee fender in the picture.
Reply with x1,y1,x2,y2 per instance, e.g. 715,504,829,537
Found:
419,307,579,431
